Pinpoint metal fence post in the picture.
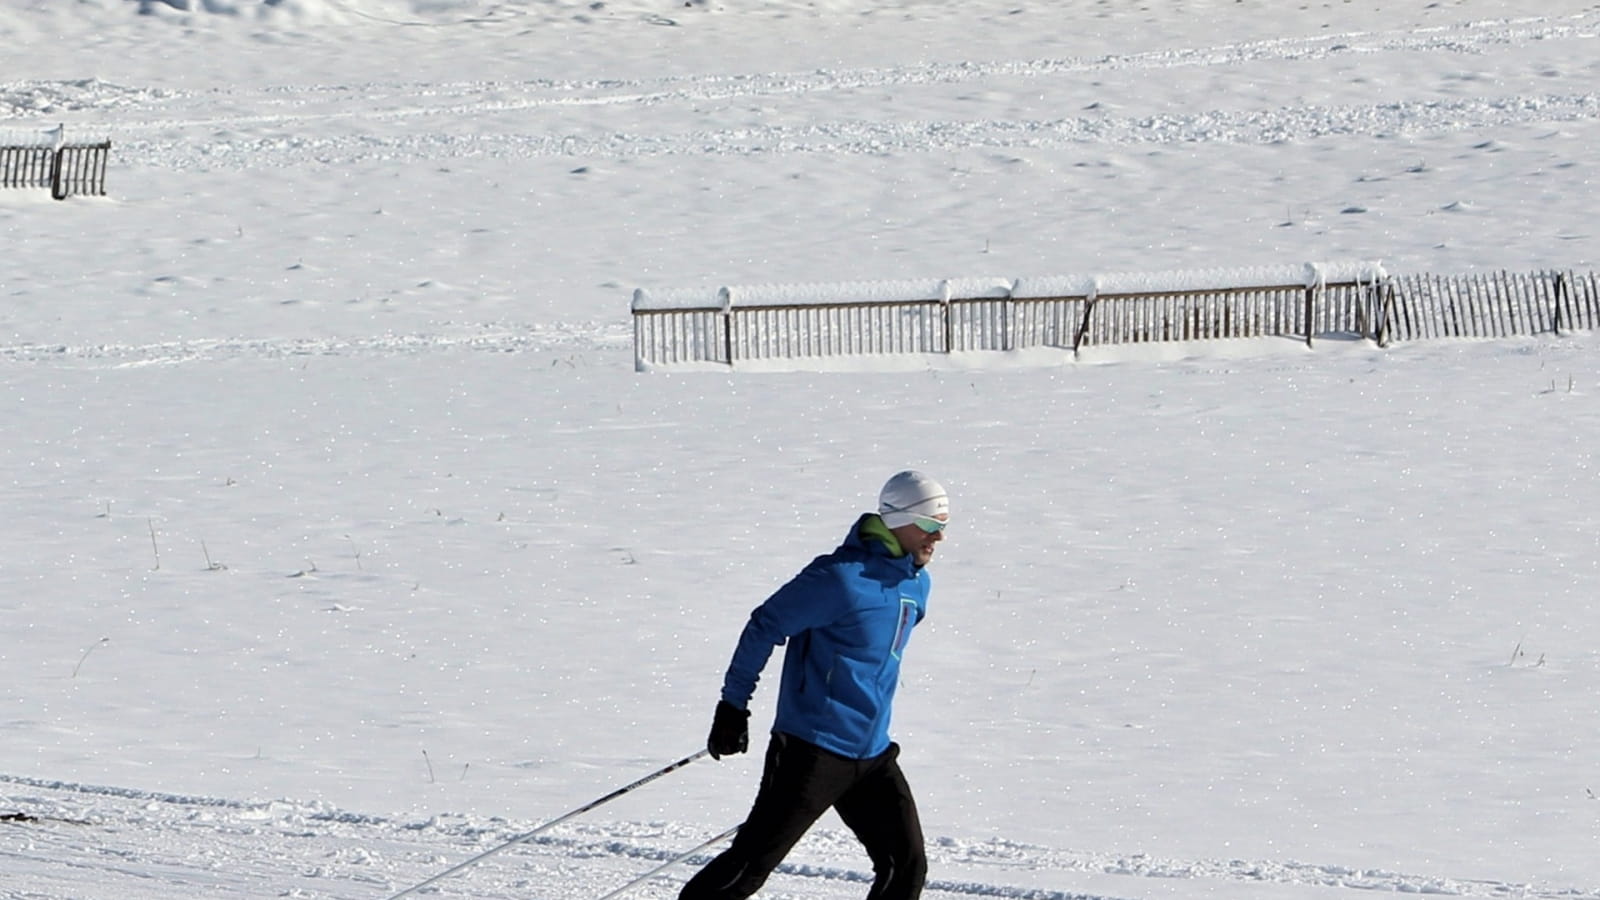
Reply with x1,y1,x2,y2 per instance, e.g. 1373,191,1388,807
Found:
49,146,66,200
1553,270,1568,336
1375,279,1393,347
1072,287,1098,357
1303,286,1315,348
943,292,955,354
717,286,735,367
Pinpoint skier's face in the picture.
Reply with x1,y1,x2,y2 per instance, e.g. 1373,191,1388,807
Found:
891,518,945,568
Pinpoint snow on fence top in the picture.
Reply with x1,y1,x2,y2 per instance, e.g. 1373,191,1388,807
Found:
1015,260,1387,300
632,261,1386,312
1,130,52,147
1,126,111,147
631,276,1015,312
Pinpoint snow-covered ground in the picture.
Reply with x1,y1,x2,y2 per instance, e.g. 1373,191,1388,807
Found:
3,1,1599,898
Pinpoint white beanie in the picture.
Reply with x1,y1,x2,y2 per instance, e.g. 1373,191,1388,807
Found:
878,470,949,529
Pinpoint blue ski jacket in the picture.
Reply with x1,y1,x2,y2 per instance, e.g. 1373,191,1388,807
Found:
720,514,930,760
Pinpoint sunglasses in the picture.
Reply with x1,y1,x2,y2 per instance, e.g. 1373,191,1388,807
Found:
911,515,948,534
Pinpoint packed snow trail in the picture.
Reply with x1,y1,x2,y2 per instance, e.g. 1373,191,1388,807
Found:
3,772,1596,900
8,11,1599,125
0,322,630,369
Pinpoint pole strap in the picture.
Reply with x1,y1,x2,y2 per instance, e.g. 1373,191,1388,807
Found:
385,748,710,900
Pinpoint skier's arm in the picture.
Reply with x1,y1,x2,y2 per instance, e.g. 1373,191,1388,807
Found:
719,563,844,709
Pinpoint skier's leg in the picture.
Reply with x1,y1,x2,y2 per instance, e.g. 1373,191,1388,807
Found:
833,745,926,900
679,734,853,900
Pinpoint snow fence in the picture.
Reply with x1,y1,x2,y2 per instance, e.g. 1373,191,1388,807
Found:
632,264,1600,369
0,127,111,200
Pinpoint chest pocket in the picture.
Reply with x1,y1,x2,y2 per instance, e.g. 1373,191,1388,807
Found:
889,595,919,660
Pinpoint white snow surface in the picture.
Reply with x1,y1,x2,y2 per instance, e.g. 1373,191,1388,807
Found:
4,1,1600,898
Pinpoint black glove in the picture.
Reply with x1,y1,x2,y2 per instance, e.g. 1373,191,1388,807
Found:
707,700,750,760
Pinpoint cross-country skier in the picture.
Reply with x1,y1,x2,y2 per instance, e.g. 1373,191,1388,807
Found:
678,470,949,900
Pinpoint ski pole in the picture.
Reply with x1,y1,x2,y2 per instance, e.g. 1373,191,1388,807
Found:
593,823,741,900
385,749,710,900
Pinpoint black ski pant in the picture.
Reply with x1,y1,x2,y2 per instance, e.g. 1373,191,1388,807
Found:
679,733,926,900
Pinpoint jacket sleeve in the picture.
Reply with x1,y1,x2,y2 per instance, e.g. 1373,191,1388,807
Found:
720,560,848,710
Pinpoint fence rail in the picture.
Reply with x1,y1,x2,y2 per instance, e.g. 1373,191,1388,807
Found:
634,267,1597,369
0,141,111,199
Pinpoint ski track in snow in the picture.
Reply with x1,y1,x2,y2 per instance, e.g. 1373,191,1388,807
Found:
3,11,1599,167
2,772,1596,900
0,323,632,368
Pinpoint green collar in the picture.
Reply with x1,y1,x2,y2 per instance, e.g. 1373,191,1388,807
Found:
859,514,905,557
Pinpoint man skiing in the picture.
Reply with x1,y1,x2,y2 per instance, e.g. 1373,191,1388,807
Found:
678,470,949,900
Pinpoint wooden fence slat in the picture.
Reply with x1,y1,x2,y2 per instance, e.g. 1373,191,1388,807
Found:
1438,275,1457,337
1577,273,1592,330
1474,273,1489,337
1477,272,1493,336
1426,275,1443,339
1486,272,1504,337
1511,271,1532,335
1397,277,1415,342
1497,272,1514,336
1529,269,1542,333
1513,272,1532,335
1521,271,1537,334
1563,271,1579,331
1498,272,1516,336
1574,272,1588,330
1484,273,1499,336
1524,272,1545,334
1580,272,1593,331
1503,272,1517,335
1478,272,1491,334
1420,275,1435,340
1490,272,1508,337
1491,272,1504,334
1426,274,1443,339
